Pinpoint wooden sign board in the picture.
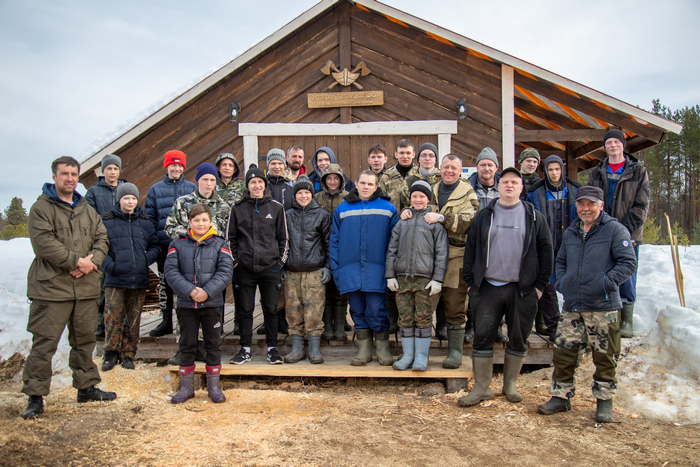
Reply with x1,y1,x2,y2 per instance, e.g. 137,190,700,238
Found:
308,91,384,108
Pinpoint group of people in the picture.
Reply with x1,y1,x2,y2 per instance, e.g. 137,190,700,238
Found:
20,129,648,424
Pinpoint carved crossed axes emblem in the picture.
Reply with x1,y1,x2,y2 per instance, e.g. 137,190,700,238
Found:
321,60,371,89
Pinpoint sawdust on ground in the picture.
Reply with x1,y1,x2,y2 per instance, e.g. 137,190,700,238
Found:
0,354,698,467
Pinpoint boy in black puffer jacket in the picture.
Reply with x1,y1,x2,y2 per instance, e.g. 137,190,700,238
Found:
100,183,160,371
283,176,332,364
164,203,233,404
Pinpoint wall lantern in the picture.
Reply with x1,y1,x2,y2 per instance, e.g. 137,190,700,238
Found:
229,103,241,123
456,99,467,120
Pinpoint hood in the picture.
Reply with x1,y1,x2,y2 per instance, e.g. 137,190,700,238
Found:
467,171,501,189
185,225,218,243
216,157,241,180
42,183,82,207
543,155,565,191
312,146,337,175
291,197,324,212
320,163,346,194
345,186,390,204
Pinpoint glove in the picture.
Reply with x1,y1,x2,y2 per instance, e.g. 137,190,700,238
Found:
280,270,287,281
387,278,399,292
425,280,442,296
321,267,332,284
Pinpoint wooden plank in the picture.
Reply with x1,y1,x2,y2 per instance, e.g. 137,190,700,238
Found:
239,121,457,136
501,65,515,168
516,129,607,142
514,97,590,131
170,357,473,379
338,1,352,124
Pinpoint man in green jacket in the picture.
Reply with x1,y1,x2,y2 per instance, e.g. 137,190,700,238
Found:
21,156,116,420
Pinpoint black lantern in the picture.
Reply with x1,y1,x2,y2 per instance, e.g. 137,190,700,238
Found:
229,103,241,123
456,99,467,120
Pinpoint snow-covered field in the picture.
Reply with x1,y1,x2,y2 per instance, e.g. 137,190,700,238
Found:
0,239,698,423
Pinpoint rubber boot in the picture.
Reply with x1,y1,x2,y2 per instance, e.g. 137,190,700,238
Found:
392,329,414,371
95,311,105,339
21,395,44,420
172,365,196,404
332,304,348,341
307,336,324,364
458,356,494,406
374,331,394,366
412,329,432,372
101,350,119,372
463,323,474,343
321,304,334,340
386,294,399,334
284,335,306,363
351,329,373,366
538,396,571,415
620,302,634,338
442,325,465,369
596,398,613,423
502,353,525,402
206,365,226,403
149,310,173,337
535,308,548,335
168,351,180,366
435,299,447,340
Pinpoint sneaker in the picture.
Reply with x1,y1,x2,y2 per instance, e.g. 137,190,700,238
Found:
267,348,283,365
231,348,251,365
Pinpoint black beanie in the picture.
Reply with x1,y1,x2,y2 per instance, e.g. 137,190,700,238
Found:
245,167,267,187
293,175,314,197
409,180,432,200
603,129,626,150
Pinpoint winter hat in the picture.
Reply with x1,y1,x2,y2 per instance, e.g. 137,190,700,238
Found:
476,147,499,167
116,182,139,202
101,154,121,172
196,162,218,181
409,180,432,200
603,129,627,150
266,148,286,167
215,153,235,165
163,150,187,169
518,148,541,165
293,175,314,197
500,166,522,180
417,142,438,159
576,186,604,203
245,167,268,187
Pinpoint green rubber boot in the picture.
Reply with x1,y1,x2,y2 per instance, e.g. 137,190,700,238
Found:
458,356,494,406
332,303,348,341
375,331,394,366
442,325,465,369
502,353,525,402
321,303,334,340
351,329,373,366
620,302,634,338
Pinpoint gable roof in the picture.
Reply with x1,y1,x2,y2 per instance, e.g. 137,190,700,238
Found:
81,0,682,174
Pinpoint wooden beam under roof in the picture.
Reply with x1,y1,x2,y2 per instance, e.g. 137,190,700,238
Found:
516,129,607,142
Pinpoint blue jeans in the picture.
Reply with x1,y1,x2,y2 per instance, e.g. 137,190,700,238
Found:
618,245,639,303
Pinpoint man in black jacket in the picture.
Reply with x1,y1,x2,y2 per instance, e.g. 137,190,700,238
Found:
227,168,289,365
460,167,553,408
538,186,636,423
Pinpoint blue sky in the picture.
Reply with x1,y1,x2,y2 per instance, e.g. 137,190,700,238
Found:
1,0,698,212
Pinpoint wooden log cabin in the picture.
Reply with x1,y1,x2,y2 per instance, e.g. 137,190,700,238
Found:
78,0,682,193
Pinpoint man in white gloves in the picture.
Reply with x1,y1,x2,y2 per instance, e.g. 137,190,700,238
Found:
385,180,449,371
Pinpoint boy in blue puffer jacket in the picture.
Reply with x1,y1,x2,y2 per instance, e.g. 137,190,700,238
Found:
100,183,160,371
164,203,233,404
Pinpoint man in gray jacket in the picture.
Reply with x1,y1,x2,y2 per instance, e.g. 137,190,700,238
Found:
538,186,636,423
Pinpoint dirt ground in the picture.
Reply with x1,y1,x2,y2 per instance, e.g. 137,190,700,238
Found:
0,353,698,467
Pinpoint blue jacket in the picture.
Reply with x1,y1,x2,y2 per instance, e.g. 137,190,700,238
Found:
555,212,637,312
164,229,234,309
85,177,127,215
144,174,196,249
330,189,398,294
101,205,160,289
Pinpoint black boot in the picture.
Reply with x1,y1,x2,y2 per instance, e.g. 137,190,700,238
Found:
77,386,117,403
21,395,44,420
149,310,173,337
256,323,266,335
94,312,105,339
435,298,447,340
386,294,399,334
538,396,571,415
101,350,119,372
233,321,240,335
596,398,613,423
278,309,289,335
121,355,135,370
168,351,180,366
195,341,206,362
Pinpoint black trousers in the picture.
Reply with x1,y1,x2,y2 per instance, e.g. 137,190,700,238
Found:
233,266,282,347
538,282,560,333
470,281,539,357
157,246,174,314
177,306,222,367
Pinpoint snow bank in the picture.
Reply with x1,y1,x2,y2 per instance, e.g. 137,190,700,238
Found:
616,245,700,424
0,238,72,386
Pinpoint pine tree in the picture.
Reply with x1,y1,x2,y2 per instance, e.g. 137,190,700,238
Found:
4,197,27,226
642,217,661,245
672,221,690,247
2,224,28,240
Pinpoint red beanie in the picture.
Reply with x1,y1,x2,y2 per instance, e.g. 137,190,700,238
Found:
163,150,187,169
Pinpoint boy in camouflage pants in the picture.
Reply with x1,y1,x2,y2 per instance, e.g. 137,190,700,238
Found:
385,180,448,371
